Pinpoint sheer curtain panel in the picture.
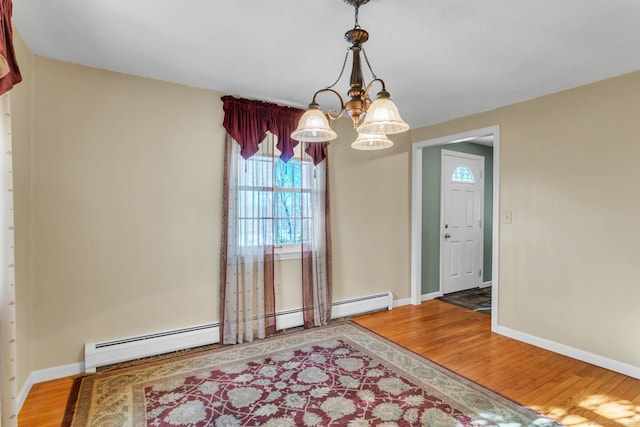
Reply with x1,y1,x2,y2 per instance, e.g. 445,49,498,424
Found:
0,93,17,426
302,143,332,328
220,135,277,344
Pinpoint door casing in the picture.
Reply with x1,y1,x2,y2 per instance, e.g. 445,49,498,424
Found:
410,125,500,332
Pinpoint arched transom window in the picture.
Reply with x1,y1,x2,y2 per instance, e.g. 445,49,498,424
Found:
452,165,475,183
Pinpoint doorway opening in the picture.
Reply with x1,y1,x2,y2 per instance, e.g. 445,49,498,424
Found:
410,126,500,331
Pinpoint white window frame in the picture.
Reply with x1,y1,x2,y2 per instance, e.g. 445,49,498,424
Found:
238,154,312,260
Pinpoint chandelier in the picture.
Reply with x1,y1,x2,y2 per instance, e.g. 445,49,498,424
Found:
291,0,409,150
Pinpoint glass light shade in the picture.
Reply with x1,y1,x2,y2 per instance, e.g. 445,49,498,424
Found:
351,132,394,150
357,96,410,135
291,108,337,142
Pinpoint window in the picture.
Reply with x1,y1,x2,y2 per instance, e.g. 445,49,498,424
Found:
237,154,312,258
451,165,475,183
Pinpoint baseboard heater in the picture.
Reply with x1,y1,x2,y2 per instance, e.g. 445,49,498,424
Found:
84,291,393,373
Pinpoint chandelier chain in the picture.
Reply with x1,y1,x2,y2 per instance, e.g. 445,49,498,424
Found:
354,4,360,28
362,47,378,80
325,49,350,90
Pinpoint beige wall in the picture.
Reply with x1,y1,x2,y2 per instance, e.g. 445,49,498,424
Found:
330,119,412,302
412,71,640,367
12,31,33,391
22,55,412,370
30,58,225,369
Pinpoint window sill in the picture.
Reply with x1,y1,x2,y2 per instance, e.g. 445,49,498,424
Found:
274,245,302,261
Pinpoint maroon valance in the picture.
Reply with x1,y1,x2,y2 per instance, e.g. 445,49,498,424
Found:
0,0,21,95
221,95,327,164
305,141,328,166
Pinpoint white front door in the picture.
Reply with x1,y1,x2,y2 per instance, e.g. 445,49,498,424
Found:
441,150,484,294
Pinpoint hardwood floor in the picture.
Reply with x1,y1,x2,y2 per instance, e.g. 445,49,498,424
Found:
19,375,74,426
19,300,640,426
352,301,640,427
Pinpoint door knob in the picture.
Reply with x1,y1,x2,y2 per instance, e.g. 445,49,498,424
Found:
444,233,451,239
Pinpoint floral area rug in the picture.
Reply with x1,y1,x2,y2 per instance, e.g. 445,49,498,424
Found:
65,321,560,426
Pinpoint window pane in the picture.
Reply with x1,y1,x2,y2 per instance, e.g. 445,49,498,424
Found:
276,160,294,188
301,192,312,218
237,154,313,247
275,191,293,218
276,218,299,245
452,165,475,183
294,192,302,217
238,219,247,246
238,190,269,217
260,191,273,218
303,217,311,240
241,219,272,247
275,158,306,189
293,161,302,188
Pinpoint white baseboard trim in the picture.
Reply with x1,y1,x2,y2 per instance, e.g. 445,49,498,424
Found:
481,281,492,288
275,310,304,331
495,325,640,380
18,362,84,412
17,376,33,413
395,291,442,307
393,297,411,308
17,379,31,412
31,361,85,383
421,291,441,302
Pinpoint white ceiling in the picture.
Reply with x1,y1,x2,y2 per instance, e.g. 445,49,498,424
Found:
13,0,640,129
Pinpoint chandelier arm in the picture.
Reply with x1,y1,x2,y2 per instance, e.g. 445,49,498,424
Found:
311,88,346,121
325,49,351,90
362,78,386,110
